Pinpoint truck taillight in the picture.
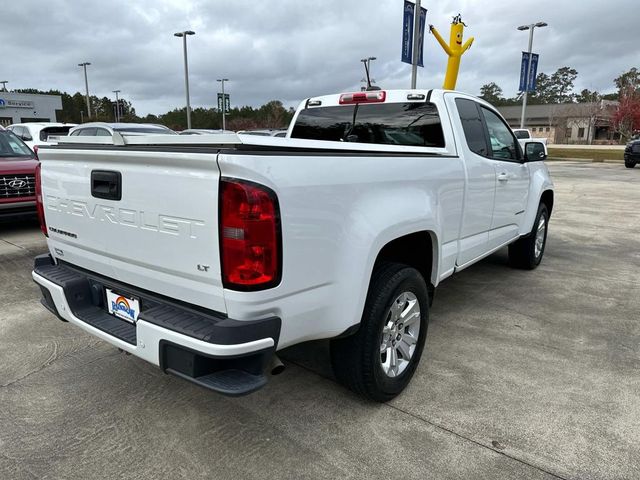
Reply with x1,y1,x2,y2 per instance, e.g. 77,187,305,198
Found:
35,163,48,237
220,178,281,290
339,91,386,104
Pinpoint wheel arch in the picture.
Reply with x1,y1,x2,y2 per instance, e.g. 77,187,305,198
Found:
372,230,438,298
540,189,554,216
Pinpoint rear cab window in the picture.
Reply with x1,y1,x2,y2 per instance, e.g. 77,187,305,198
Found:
291,102,445,148
40,126,73,141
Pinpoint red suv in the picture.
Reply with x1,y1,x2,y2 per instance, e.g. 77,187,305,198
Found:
0,129,38,218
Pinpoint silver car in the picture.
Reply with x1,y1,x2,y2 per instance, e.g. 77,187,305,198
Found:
69,122,176,137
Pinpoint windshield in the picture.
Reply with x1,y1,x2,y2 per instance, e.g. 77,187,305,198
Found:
291,102,445,147
513,130,530,139
0,131,34,158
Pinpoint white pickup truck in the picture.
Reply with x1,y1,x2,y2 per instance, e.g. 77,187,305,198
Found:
513,128,549,156
32,89,553,401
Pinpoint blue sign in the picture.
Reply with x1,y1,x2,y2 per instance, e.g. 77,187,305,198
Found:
528,53,539,92
519,52,540,92
519,53,529,92
0,98,5,107
401,2,427,66
401,1,414,64
217,93,230,113
417,7,427,67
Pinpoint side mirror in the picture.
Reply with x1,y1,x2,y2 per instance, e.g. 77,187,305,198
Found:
524,141,546,162
20,132,33,142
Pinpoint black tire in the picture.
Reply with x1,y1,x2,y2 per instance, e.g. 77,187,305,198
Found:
509,203,549,270
625,159,636,168
330,262,429,402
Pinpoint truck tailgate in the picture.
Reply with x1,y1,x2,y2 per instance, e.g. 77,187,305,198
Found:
39,147,226,313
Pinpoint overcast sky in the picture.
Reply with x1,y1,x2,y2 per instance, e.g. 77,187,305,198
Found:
2,0,637,115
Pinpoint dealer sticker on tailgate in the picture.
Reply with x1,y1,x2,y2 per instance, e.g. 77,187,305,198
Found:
106,289,140,324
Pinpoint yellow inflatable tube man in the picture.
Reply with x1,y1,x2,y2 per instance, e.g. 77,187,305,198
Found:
429,14,474,90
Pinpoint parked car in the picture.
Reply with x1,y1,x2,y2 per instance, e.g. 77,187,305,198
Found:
624,136,640,168
33,88,553,401
69,122,176,136
0,129,39,219
238,129,288,137
7,122,76,153
179,129,235,135
513,128,548,155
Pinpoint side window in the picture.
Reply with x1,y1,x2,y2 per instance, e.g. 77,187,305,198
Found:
455,98,489,156
95,128,111,136
74,128,97,136
481,108,519,161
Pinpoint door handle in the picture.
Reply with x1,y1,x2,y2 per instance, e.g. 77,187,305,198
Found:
91,170,122,201
497,173,509,182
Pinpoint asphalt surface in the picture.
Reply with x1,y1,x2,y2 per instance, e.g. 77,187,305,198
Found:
1,161,638,479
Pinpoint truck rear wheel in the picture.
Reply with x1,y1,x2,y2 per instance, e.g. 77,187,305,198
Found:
330,262,429,402
625,159,636,168
508,203,549,270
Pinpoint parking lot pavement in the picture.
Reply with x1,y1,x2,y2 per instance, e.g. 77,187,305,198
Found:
0,162,638,480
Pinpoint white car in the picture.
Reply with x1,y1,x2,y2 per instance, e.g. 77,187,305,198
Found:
33,89,553,401
7,122,76,153
69,122,176,137
238,129,288,137
179,129,235,135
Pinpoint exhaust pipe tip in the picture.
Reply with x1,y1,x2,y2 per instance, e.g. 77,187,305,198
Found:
270,355,285,375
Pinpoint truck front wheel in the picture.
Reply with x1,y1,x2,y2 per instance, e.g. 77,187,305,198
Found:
508,203,549,269
330,262,429,402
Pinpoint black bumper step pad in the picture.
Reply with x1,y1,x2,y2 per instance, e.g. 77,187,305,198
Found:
34,259,136,345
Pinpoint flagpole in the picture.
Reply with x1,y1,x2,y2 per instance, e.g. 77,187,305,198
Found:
410,0,421,89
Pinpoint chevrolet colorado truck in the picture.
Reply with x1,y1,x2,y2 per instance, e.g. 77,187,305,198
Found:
32,89,554,401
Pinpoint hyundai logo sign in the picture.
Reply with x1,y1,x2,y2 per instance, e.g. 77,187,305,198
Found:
0,99,5,107
8,179,27,189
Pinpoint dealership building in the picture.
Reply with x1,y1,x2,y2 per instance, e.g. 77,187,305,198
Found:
0,92,62,127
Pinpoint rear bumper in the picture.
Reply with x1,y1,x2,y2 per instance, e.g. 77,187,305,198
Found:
32,254,281,396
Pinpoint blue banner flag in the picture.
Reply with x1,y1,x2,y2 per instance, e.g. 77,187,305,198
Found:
519,52,540,92
417,7,427,67
527,53,539,92
401,1,414,64
519,52,529,92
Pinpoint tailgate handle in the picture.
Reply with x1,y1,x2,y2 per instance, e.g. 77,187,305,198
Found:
91,170,122,201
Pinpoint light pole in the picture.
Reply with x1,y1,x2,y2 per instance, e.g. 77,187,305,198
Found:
78,62,92,119
360,57,377,90
113,90,121,122
518,22,547,128
410,0,421,89
174,30,195,129
0,81,7,92
217,78,229,131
